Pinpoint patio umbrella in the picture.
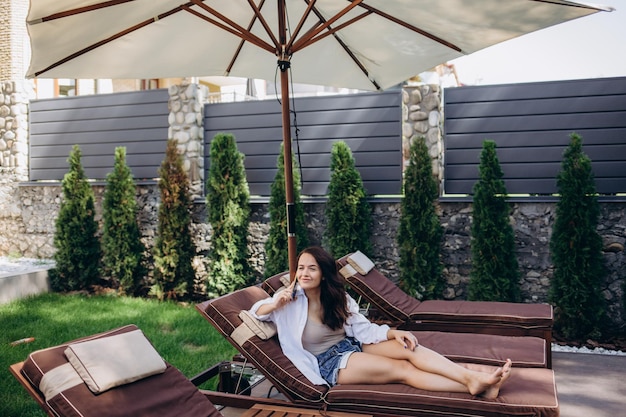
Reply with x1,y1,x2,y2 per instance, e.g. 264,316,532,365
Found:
26,0,611,278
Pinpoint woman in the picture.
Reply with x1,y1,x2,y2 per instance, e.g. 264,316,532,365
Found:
251,246,512,398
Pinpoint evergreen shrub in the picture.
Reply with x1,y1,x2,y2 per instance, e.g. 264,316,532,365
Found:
469,140,521,302
102,147,146,295
324,141,372,258
206,133,252,297
397,137,444,300
550,133,606,340
153,139,196,300
51,145,101,292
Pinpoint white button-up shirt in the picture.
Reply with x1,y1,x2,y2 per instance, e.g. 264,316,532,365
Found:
250,286,390,386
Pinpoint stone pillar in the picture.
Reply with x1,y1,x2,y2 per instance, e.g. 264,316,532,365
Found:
167,81,205,200
0,80,33,179
401,85,443,193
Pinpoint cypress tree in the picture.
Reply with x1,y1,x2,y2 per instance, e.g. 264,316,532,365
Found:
550,133,606,340
50,145,101,292
325,141,372,258
469,140,521,302
102,147,146,295
264,143,308,277
398,137,444,300
206,133,252,297
153,139,196,300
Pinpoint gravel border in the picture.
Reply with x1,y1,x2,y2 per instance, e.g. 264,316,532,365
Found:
551,343,626,356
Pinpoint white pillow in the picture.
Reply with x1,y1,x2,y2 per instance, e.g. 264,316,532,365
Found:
347,251,375,275
65,329,166,394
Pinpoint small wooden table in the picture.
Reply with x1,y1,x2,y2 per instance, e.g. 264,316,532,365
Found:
239,404,372,417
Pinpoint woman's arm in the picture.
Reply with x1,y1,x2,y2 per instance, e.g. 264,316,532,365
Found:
344,295,390,344
253,280,297,316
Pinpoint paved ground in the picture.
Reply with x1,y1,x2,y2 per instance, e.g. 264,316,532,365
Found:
552,351,626,417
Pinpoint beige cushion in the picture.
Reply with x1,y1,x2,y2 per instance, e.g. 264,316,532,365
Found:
339,263,358,278
39,362,83,401
347,251,375,275
231,310,277,345
64,329,166,394
279,274,291,287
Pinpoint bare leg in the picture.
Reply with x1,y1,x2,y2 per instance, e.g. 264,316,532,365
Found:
337,341,510,397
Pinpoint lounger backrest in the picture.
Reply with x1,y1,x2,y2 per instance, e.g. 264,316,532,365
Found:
261,271,290,296
337,254,421,322
196,286,328,404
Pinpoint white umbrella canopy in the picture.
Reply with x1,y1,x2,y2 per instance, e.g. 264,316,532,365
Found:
27,1,610,88
26,0,611,276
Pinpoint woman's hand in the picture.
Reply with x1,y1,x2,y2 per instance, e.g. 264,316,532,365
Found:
274,279,298,309
388,329,419,351
255,279,297,316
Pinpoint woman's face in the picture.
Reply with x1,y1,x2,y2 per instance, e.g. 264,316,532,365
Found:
296,252,323,291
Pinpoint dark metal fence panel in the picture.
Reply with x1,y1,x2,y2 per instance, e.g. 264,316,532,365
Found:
29,89,169,181
204,90,402,197
443,77,626,195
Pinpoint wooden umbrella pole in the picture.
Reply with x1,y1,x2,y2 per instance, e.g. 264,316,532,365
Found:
280,61,297,281
278,0,297,281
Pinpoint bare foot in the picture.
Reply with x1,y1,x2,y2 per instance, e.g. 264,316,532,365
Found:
467,365,504,396
481,359,513,400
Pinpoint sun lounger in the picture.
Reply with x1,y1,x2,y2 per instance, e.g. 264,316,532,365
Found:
197,285,560,417
262,270,548,368
334,252,554,367
10,324,221,417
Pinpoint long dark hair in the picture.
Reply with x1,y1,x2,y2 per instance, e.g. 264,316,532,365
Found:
298,246,349,330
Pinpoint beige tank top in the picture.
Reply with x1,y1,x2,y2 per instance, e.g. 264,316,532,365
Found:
302,316,346,356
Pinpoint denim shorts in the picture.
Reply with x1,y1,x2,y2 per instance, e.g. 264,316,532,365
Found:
315,337,362,386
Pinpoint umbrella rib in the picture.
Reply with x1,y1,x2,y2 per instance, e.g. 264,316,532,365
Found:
284,0,318,54
292,5,380,90
32,5,189,77
27,0,134,24
355,1,462,52
188,0,275,54
290,0,363,53
292,10,370,52
246,0,280,50
226,0,271,74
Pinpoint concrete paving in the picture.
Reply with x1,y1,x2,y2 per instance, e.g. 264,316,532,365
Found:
552,351,626,417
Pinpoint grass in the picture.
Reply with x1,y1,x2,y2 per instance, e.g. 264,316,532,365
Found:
0,292,237,417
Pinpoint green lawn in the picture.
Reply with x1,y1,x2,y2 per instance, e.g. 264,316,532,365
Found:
0,292,237,417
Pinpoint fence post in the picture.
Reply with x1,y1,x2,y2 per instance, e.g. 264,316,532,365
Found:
168,81,205,200
0,80,32,180
402,84,443,194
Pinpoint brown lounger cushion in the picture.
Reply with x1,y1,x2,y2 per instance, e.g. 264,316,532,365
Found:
337,254,553,327
326,365,559,417
196,286,328,403
415,331,547,368
20,325,219,417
